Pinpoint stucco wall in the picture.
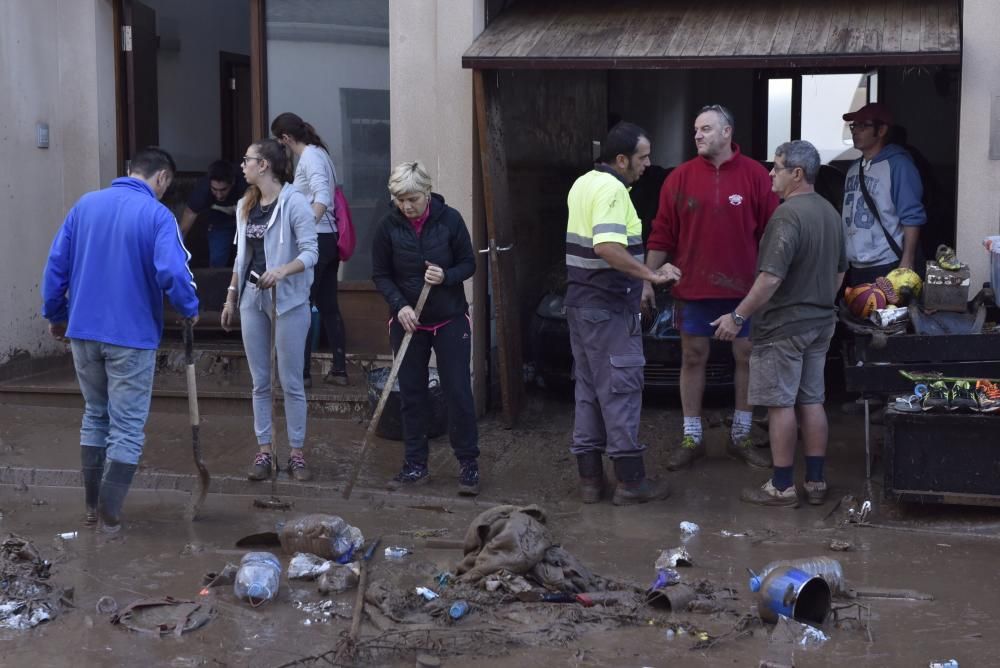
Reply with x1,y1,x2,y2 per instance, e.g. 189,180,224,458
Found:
957,0,1000,288
0,0,117,366
389,0,487,408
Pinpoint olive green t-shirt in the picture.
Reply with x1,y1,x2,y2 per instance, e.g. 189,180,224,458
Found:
751,192,848,343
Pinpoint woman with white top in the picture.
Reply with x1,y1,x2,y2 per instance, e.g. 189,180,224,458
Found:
271,112,348,387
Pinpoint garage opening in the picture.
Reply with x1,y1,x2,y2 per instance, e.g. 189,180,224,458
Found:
465,0,961,404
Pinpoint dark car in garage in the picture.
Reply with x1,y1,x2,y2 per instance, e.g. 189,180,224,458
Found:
528,287,736,390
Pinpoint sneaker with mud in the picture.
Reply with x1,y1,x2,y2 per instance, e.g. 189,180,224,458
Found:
740,479,799,507
921,381,950,412
387,462,429,490
803,480,828,505
975,379,1000,413
950,380,977,412
247,451,273,481
727,435,773,469
665,435,705,471
288,450,312,482
458,460,480,497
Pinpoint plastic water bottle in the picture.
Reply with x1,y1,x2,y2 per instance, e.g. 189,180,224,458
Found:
449,600,469,620
309,305,321,350
234,552,281,605
753,557,845,595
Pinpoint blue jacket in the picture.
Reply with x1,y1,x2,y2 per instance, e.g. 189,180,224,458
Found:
842,144,926,268
42,177,199,349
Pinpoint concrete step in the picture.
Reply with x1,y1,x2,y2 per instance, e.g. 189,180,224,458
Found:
0,344,375,419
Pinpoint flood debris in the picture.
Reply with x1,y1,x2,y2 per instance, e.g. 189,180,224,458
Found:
829,539,853,552
384,546,412,559
655,546,693,568
110,596,215,636
279,514,364,563
679,521,700,536
95,596,119,615
200,563,238,592
287,553,333,580
0,534,71,630
317,563,361,594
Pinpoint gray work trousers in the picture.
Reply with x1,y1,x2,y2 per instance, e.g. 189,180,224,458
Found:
567,306,646,459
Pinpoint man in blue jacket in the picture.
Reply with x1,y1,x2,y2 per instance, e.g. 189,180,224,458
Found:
42,147,199,534
841,103,926,285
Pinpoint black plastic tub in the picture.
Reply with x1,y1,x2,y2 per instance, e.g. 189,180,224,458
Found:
367,367,448,441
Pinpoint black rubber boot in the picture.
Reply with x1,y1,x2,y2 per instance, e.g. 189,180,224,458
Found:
81,446,106,527
612,456,671,506
98,460,137,534
576,451,606,504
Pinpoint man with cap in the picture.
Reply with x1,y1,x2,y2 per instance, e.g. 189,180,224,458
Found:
841,102,926,285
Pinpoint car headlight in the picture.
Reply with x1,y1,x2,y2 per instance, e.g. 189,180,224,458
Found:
535,293,567,320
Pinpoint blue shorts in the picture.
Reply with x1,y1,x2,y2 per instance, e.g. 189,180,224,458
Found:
676,298,750,338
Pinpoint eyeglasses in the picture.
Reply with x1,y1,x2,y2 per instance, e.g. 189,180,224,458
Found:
241,155,262,166
699,104,734,128
772,165,798,172
848,122,879,131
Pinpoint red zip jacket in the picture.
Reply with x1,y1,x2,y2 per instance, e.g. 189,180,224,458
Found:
646,144,778,301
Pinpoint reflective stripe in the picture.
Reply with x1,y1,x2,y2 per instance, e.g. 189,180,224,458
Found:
566,252,644,268
566,232,593,248
593,222,627,235
566,255,610,269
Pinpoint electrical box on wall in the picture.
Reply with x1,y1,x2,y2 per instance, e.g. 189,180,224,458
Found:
36,123,49,149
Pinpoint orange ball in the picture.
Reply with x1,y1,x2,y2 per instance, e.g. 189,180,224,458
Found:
846,283,888,319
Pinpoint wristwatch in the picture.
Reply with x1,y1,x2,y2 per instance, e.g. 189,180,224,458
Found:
730,311,746,327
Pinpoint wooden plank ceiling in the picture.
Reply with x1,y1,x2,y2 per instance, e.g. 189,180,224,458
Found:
462,0,961,69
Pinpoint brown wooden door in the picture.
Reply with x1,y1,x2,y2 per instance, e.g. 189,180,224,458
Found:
120,0,158,165
220,52,252,164
473,70,523,427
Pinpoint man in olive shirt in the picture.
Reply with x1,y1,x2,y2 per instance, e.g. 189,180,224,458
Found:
711,140,847,508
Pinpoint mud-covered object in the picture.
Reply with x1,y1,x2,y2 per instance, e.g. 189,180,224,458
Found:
111,597,215,636
278,514,364,561
454,505,601,593
0,534,69,630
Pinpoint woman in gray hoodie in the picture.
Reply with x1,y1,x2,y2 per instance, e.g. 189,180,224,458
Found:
221,138,319,481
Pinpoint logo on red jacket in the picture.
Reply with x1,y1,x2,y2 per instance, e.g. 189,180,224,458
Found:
728,194,744,206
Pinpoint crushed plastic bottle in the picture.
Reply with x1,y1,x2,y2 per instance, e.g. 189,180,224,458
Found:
278,514,364,563
384,546,411,559
679,521,700,536
449,600,469,620
415,587,439,600
753,556,845,595
234,552,281,605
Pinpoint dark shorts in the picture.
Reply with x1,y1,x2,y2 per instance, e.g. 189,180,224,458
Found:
676,298,750,338
748,323,835,407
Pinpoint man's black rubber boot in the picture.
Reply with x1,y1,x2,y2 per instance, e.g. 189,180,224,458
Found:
612,456,671,506
81,446,106,527
98,460,138,534
576,451,606,504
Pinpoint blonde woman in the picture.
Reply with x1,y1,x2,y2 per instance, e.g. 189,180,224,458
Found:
221,138,318,481
372,161,480,495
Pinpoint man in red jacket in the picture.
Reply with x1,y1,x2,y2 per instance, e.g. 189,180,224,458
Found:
643,104,779,471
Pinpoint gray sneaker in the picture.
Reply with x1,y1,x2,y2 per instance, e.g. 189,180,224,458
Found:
803,480,828,505
727,435,773,469
665,435,705,471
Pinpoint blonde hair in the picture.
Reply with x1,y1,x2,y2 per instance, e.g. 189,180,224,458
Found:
387,161,433,198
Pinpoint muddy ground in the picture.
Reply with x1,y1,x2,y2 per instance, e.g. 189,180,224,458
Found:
1,387,998,667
